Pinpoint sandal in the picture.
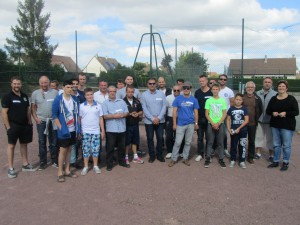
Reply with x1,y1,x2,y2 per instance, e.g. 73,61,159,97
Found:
65,171,78,178
57,175,65,182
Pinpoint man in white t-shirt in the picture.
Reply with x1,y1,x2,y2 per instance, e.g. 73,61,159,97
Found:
94,80,109,105
218,74,234,158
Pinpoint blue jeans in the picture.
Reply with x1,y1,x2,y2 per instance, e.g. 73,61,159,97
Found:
36,121,58,165
145,123,164,158
271,127,294,163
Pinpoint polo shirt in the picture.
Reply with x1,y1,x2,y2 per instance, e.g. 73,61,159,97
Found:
31,88,58,120
1,91,30,125
80,101,103,134
102,98,128,133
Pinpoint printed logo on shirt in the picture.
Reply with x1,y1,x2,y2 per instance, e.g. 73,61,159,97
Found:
156,98,162,100
231,109,245,125
13,100,21,103
115,109,123,113
23,97,28,102
181,101,194,107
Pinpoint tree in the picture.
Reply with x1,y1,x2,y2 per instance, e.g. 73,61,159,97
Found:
0,49,9,72
5,0,57,71
161,54,173,68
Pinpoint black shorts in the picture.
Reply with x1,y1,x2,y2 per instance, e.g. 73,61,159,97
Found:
57,132,77,148
7,122,33,145
125,124,140,146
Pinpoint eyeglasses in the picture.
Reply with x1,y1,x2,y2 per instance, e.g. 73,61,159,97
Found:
173,89,180,92
219,78,227,81
148,83,156,85
109,91,116,93
182,86,190,90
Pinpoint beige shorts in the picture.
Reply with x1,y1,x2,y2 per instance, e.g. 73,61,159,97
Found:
255,123,273,150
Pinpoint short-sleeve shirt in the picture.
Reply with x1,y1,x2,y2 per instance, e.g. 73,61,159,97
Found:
117,87,141,99
205,97,227,124
80,101,103,134
1,91,30,125
227,106,248,131
166,95,176,117
194,88,213,118
172,95,199,126
94,90,109,105
102,98,129,133
31,88,58,120
219,87,234,110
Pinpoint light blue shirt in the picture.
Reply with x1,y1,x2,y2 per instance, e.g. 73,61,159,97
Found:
102,98,128,133
141,89,167,124
116,87,141,99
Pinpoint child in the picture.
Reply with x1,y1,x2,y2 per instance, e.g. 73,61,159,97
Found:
226,93,249,168
204,83,227,168
79,88,105,175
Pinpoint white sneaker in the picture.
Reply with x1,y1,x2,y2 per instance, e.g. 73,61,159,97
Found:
224,149,230,158
93,166,101,174
81,167,89,176
240,162,246,169
229,161,235,168
195,155,202,162
165,153,172,159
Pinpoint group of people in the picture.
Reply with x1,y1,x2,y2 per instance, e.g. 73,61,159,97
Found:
2,73,298,182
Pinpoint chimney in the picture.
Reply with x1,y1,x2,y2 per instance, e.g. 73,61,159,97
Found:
264,55,267,63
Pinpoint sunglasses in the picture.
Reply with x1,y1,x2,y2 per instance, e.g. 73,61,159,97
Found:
209,82,214,85
219,78,227,81
182,86,190,90
148,82,156,85
173,89,180,92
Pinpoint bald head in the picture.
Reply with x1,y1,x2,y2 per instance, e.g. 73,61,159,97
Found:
39,75,50,91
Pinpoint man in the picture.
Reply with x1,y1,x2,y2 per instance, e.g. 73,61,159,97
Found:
2,76,36,178
204,83,227,168
255,77,277,162
31,75,59,170
123,85,144,164
116,79,125,90
71,78,85,104
102,86,129,171
209,79,217,88
52,79,80,182
243,81,263,164
177,78,184,92
194,75,213,162
78,73,87,92
165,85,182,159
94,80,109,106
157,76,172,96
168,82,199,167
141,77,167,163
117,75,141,99
218,74,234,157
51,80,63,95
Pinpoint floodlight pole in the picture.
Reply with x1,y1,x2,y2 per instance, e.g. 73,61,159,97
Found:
241,18,244,85
75,30,78,75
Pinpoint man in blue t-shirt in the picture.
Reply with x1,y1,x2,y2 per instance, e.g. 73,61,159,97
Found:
168,82,199,167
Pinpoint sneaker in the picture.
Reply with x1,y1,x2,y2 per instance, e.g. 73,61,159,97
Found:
254,154,261,160
219,160,226,168
93,166,101,174
133,157,144,164
204,159,211,168
38,163,47,171
81,167,89,176
182,160,190,166
268,162,279,168
280,162,289,171
195,155,202,162
269,156,274,163
229,161,235,168
240,162,246,169
51,162,59,168
179,153,183,158
22,164,36,172
168,160,176,167
224,149,230,158
7,168,17,178
125,157,130,165
137,149,146,156
165,153,172,159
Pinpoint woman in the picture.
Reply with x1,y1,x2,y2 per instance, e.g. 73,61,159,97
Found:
266,80,299,171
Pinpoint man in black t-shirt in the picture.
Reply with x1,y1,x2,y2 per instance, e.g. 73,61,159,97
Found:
194,75,213,161
1,76,36,178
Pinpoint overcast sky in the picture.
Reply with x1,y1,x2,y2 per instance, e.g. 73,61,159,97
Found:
0,0,299,73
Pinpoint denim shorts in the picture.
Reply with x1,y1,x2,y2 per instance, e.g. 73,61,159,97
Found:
125,124,140,146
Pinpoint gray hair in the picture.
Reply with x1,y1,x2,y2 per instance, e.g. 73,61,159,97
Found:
245,81,256,89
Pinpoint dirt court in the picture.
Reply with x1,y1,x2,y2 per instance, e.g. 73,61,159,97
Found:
0,119,300,225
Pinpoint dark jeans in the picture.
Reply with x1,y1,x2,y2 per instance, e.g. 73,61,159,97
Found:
247,125,257,160
165,117,184,154
36,121,58,164
145,123,164,158
106,132,126,168
197,117,209,156
230,130,247,162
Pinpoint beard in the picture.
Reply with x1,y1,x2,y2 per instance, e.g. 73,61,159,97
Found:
12,87,21,93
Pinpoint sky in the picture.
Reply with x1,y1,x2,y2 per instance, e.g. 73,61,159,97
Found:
0,0,299,74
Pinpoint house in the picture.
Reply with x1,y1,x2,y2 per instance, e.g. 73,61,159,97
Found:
228,56,297,79
51,55,81,73
83,55,119,77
